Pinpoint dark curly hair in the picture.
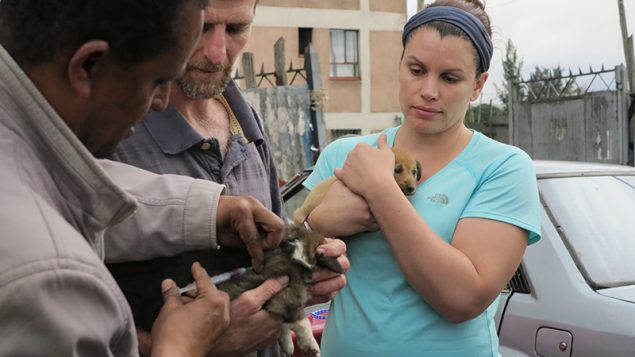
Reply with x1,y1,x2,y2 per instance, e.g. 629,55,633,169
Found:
0,0,210,67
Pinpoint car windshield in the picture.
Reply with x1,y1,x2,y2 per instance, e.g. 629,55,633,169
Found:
539,175,635,289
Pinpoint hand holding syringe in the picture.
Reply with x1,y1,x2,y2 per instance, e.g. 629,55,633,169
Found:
179,267,251,295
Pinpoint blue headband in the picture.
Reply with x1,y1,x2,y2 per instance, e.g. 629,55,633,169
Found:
402,6,493,72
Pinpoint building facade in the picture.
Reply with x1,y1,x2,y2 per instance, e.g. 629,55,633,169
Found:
242,0,408,139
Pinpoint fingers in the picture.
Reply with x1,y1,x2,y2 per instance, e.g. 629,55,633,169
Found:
333,167,344,182
315,237,347,258
241,276,289,307
377,133,388,149
251,205,284,250
217,196,284,273
236,220,265,273
245,203,284,272
308,273,347,304
309,238,349,306
137,329,153,357
160,278,183,310
152,263,231,357
190,262,219,296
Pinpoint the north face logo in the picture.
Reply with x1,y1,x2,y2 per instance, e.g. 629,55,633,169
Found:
428,194,448,205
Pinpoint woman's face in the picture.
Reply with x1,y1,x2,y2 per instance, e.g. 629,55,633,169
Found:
399,27,488,136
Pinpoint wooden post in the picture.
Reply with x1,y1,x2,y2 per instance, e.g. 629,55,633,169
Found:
508,80,515,146
241,52,256,89
304,44,327,164
274,37,287,86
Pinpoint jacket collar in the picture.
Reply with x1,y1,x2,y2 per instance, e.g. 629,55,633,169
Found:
0,45,137,244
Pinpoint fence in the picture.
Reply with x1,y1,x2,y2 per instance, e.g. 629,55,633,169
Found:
509,65,631,165
236,39,327,181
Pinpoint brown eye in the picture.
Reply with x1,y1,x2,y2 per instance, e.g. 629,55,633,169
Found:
412,169,417,176
395,165,403,174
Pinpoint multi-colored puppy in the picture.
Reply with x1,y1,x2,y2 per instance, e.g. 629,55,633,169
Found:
293,147,421,225
216,225,343,357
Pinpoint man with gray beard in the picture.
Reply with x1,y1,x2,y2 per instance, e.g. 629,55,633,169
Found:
107,0,349,356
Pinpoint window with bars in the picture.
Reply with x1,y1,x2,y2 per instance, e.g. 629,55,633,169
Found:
329,29,359,79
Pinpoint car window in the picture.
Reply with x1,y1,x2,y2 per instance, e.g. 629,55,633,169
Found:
539,175,635,289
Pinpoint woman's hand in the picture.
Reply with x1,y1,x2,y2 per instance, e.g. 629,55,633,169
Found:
334,133,395,199
308,180,379,237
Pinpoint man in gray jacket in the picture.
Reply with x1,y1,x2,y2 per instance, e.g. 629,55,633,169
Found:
0,1,287,356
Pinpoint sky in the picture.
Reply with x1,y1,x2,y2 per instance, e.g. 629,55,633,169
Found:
406,0,635,105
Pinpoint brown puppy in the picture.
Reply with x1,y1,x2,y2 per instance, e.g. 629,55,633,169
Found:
216,225,342,357
293,147,421,225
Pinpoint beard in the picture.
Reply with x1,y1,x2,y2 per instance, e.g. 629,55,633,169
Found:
175,59,233,99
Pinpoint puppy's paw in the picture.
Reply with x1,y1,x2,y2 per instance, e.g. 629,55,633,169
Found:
279,330,295,356
293,318,320,357
301,347,320,357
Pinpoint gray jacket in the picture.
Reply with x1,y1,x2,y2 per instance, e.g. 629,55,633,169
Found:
0,44,224,356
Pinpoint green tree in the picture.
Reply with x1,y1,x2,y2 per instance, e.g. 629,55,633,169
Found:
496,39,524,112
466,102,505,124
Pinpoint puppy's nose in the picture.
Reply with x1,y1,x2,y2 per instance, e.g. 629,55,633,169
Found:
404,186,416,195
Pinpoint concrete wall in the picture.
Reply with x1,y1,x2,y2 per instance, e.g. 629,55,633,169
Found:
369,0,406,13
370,31,402,113
510,91,629,164
243,86,313,181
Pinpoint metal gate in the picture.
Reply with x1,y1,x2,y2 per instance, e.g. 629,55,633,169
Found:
509,65,630,164
237,42,327,181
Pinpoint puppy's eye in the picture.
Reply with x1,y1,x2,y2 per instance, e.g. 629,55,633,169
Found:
412,169,417,176
395,166,403,174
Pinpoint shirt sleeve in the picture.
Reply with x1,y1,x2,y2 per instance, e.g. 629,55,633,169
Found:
99,159,225,263
0,263,137,356
461,152,542,245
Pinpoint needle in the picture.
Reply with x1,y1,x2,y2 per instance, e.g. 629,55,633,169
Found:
179,267,251,295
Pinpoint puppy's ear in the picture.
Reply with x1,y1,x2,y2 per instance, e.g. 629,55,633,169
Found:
416,160,422,181
316,255,344,274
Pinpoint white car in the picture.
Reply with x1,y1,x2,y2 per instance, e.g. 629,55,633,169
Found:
497,160,635,357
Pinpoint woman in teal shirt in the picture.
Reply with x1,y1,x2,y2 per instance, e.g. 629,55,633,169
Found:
303,1,541,356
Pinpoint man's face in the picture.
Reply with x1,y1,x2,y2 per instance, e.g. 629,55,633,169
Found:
83,3,204,158
175,0,256,99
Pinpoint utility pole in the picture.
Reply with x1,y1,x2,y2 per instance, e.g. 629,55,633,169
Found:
617,0,635,166
417,0,425,11
618,0,635,94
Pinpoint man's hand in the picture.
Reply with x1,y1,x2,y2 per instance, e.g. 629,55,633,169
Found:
308,238,350,305
216,196,284,272
207,276,289,356
150,263,230,357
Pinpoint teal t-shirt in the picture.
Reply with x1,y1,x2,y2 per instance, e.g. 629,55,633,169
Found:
304,127,541,357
